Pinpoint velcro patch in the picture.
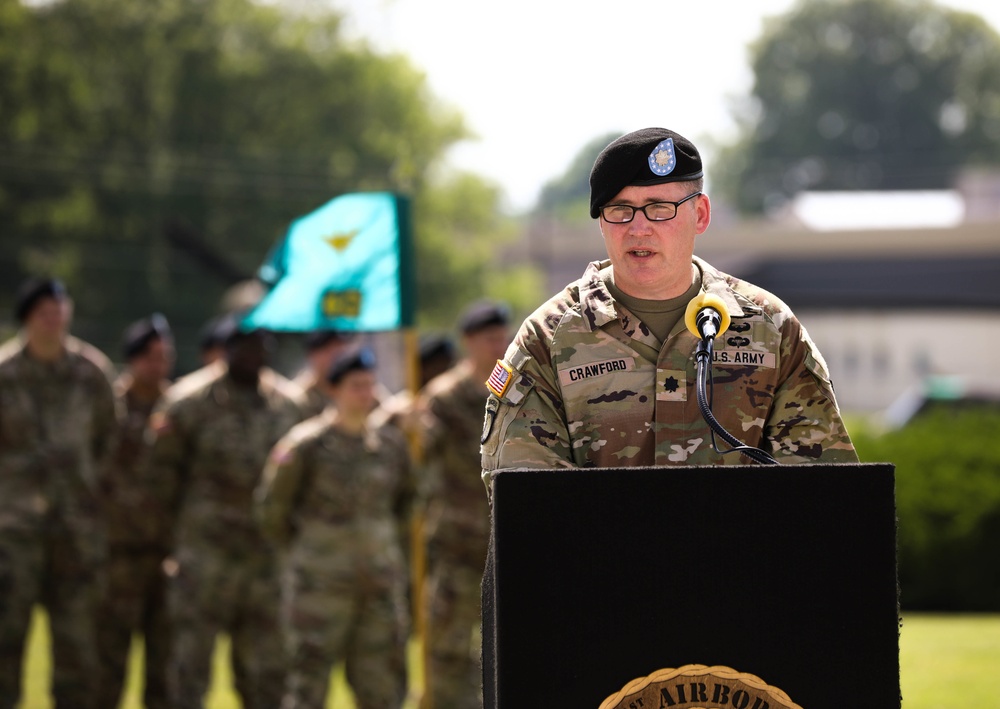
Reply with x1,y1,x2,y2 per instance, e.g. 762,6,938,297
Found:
657,369,687,402
712,348,775,368
149,411,172,436
558,357,635,387
269,443,294,467
486,360,514,398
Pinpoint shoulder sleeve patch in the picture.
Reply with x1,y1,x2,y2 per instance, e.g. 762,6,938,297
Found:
149,411,173,437
486,360,514,398
802,332,833,385
269,442,296,467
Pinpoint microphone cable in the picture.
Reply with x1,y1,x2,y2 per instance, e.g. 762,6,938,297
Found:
685,294,778,465
693,338,778,465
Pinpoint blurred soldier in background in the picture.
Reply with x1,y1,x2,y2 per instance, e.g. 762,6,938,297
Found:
418,301,511,709
371,334,457,434
293,329,357,418
144,319,304,709
0,277,117,708
417,335,459,390
197,314,229,368
257,348,415,709
96,314,175,709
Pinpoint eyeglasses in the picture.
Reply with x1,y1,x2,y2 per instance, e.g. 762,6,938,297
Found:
600,191,703,224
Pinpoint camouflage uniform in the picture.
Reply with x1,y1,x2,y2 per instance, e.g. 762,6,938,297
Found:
418,360,492,709
482,257,858,476
144,364,304,709
293,370,331,420
0,335,117,708
257,410,414,709
95,374,171,709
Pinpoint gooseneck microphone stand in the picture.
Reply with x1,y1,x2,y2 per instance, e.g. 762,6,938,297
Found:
693,337,778,465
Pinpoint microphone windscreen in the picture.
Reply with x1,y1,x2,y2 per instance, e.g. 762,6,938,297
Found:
684,292,731,339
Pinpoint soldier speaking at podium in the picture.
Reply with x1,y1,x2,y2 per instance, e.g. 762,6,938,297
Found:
481,127,858,475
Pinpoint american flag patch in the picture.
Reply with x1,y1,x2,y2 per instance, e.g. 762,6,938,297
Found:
486,360,514,398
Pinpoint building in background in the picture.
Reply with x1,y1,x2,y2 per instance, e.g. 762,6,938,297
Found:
516,171,1000,415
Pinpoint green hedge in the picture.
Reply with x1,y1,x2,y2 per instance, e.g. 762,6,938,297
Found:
852,405,1000,611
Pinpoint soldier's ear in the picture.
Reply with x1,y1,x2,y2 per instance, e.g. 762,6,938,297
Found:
694,193,711,235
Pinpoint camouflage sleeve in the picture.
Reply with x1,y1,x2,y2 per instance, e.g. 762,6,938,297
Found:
480,336,576,487
90,367,120,493
255,435,308,546
141,397,193,537
389,427,417,559
416,397,447,504
764,320,858,463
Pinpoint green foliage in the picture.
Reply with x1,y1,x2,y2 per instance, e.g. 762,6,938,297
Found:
716,0,1000,213
0,0,534,372
534,131,621,218
853,405,1000,610
411,171,541,330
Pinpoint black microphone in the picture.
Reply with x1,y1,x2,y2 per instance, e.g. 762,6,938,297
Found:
684,292,777,465
684,292,731,341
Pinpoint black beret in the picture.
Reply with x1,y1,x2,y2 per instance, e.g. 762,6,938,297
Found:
326,346,376,385
458,300,511,335
304,328,355,352
15,277,67,323
589,128,703,218
418,334,456,364
199,314,230,351
122,313,172,360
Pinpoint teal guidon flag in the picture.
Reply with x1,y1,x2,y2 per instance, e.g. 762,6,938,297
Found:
243,192,414,332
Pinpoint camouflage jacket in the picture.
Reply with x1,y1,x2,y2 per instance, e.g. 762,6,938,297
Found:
143,365,304,554
255,411,414,584
418,360,492,561
481,258,857,479
293,369,332,420
103,375,170,550
0,335,117,532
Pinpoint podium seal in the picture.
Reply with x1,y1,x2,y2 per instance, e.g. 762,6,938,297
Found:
600,664,803,709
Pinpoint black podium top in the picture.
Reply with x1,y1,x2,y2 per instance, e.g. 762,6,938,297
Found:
483,463,899,709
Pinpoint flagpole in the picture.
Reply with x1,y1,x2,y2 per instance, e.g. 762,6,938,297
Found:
402,326,432,709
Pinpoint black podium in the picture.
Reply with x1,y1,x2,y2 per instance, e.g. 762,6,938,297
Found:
482,464,899,708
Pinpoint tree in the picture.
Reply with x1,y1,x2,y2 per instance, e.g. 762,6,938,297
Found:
413,172,542,329
534,131,621,220
716,0,1000,214
852,405,1000,610
0,0,534,370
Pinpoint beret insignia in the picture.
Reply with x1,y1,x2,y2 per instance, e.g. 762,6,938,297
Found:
647,138,677,177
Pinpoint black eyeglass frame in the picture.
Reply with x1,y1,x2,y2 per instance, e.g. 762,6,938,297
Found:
600,191,703,224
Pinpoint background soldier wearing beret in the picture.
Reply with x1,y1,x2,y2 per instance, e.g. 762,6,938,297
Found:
96,314,175,709
293,328,358,418
481,128,857,478
0,277,117,708
143,321,304,709
256,348,415,709
417,301,511,709
371,333,457,434
197,313,229,368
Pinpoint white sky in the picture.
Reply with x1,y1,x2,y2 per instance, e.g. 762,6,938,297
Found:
320,0,1000,213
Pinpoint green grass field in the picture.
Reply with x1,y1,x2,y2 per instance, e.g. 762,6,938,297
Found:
17,607,420,709
16,609,1000,708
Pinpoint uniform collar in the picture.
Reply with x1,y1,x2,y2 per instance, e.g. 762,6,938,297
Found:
694,255,751,319
578,257,752,334
578,260,620,330
13,334,79,374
